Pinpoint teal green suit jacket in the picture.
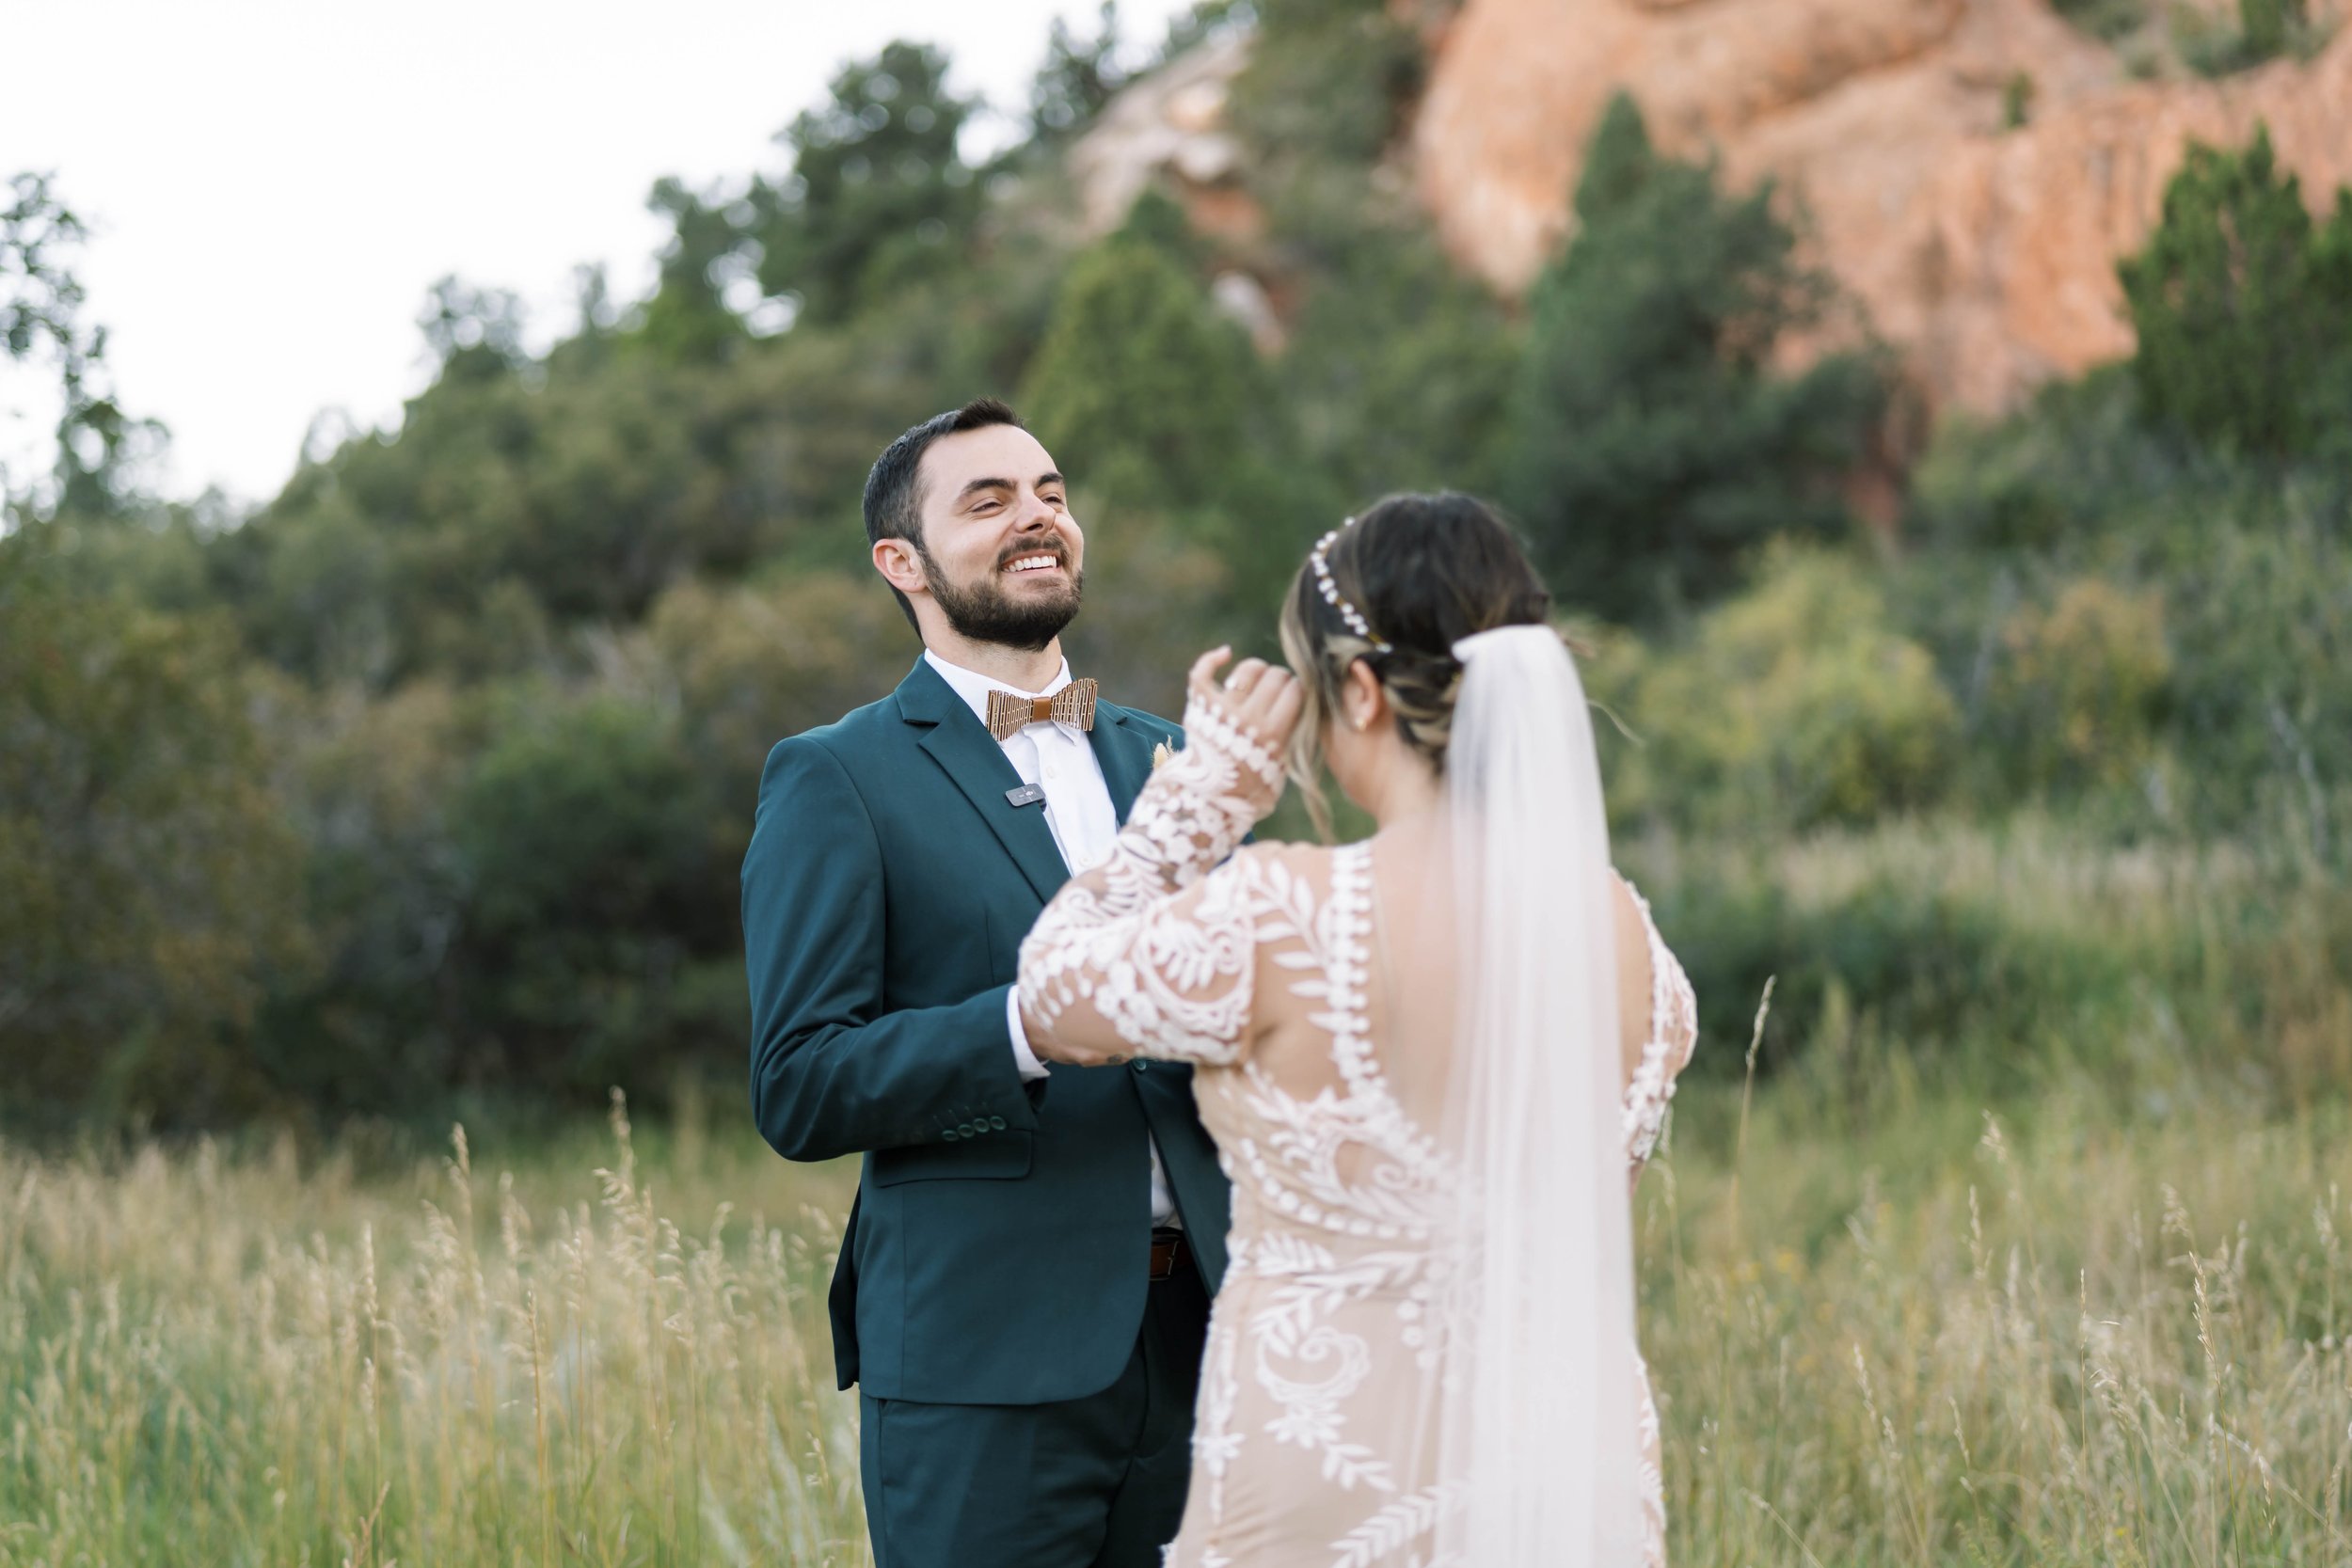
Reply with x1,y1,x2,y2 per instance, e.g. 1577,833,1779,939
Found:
742,657,1232,1405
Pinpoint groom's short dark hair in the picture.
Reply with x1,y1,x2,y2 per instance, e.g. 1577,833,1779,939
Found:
864,398,1026,629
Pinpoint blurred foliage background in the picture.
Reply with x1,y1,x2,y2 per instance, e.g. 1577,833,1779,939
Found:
3,0,2348,1137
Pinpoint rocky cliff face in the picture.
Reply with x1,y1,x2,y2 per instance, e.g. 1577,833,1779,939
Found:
1412,0,2352,416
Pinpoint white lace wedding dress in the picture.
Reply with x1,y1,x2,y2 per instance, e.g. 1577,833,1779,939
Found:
1019,697,1700,1568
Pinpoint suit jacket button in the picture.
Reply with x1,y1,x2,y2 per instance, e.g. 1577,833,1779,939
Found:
989,1116,1008,1131
942,1128,960,1141
1130,1061,1148,1074
957,1123,976,1138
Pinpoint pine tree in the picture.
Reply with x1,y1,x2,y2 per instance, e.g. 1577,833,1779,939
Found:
744,41,982,327
2119,126,2351,457
1020,201,1275,531
638,177,752,365
1028,2,1127,144
1020,195,1325,624
1505,93,1890,623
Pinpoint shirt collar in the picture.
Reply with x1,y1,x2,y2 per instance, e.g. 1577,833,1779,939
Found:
923,648,1073,731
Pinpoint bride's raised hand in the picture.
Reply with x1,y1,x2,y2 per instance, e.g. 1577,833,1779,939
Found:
1185,645,1301,816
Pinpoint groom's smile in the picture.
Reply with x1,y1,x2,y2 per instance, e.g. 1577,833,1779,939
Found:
999,543,1072,585
869,418,1089,655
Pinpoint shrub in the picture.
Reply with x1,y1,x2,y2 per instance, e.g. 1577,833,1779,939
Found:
2175,0,2319,74
1899,362,2350,837
2051,0,2148,42
1985,578,2172,797
1649,867,2134,1085
1603,547,1960,833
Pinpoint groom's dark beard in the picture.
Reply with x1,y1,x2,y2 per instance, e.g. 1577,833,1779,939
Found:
921,536,1084,652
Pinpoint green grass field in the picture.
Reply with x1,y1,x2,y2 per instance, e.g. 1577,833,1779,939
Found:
9,1064,2352,1567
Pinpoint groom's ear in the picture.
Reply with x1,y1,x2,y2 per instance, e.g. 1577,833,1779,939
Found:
873,536,928,598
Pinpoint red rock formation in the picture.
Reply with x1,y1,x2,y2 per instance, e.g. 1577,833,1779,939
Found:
1412,0,2352,415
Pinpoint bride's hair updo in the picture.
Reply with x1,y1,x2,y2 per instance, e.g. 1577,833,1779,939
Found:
1277,492,1551,835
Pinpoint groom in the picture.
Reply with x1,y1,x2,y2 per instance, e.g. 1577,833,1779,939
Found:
741,400,1231,1567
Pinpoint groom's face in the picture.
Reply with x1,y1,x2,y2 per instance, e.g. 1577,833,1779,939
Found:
907,424,1086,651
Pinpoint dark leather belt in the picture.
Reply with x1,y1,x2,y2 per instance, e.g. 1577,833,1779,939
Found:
1149,1227,1189,1281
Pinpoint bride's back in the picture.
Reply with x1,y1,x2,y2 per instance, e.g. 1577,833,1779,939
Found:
1149,821,1692,1568
1234,827,1664,1167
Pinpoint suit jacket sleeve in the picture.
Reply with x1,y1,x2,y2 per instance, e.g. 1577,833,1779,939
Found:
743,735,1043,1163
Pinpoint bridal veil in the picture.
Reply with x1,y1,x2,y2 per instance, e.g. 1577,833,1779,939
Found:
1432,623,1646,1564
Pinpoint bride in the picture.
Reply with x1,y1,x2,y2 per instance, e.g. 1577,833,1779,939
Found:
1016,492,1699,1566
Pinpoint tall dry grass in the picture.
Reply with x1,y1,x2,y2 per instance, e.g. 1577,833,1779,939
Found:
0,1096,865,1567
8,1076,2352,1565
1652,1080,2352,1565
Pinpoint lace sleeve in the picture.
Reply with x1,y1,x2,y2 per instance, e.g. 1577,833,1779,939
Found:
1621,878,1698,1177
1016,695,1283,1068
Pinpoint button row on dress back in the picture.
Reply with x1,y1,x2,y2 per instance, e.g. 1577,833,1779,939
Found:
1326,843,1381,1099
1338,841,1451,1181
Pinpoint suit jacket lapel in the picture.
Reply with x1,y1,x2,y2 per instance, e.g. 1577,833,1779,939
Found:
1089,705,1154,826
898,659,1070,906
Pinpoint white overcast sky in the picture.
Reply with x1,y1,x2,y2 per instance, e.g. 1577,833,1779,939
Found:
0,0,1198,505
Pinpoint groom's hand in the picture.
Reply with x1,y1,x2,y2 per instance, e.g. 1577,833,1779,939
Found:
1188,646,1301,816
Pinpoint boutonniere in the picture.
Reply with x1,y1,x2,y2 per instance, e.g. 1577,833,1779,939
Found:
1152,741,1175,771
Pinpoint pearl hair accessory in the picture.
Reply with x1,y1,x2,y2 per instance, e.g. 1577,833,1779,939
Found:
1310,519,1393,656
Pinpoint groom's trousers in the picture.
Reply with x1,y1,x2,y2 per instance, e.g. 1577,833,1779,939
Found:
858,1242,1210,1568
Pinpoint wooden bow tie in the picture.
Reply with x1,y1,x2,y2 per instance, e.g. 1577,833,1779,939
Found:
985,680,1098,741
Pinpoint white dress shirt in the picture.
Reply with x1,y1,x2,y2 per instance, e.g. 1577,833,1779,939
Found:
923,650,1178,1227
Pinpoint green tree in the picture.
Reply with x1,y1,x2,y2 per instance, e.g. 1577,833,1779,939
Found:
1022,215,1263,512
0,546,310,1124
2118,125,2352,457
446,688,739,1095
1504,94,1891,622
644,569,910,835
1020,200,1317,601
1196,0,1518,510
237,279,939,688
2048,0,2148,42
639,177,754,364
416,275,528,381
1222,0,1422,173
247,678,473,1115
2,172,166,521
1278,228,1518,502
2238,0,2310,60
1029,3,1129,143
744,41,983,327
2178,0,2315,73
